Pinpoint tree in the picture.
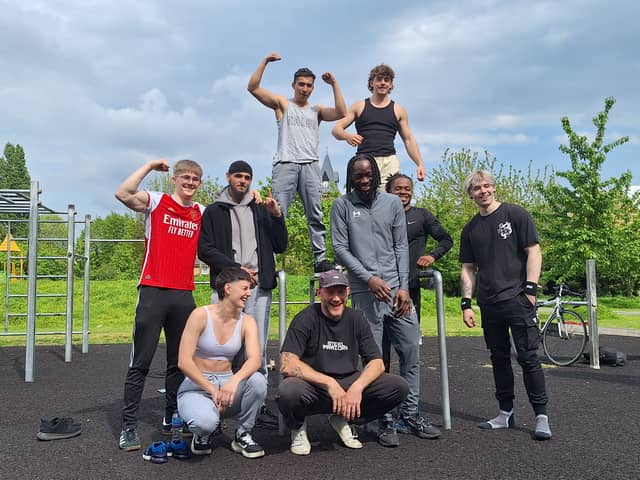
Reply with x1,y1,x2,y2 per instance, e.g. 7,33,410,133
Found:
415,149,550,295
75,213,144,280
0,143,32,240
536,97,636,294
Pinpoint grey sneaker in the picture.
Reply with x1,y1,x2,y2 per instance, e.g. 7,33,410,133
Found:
396,414,441,439
119,428,141,451
231,431,265,459
328,414,362,449
377,419,400,448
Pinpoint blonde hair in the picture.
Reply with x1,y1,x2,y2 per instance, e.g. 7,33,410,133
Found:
173,159,203,178
463,170,496,195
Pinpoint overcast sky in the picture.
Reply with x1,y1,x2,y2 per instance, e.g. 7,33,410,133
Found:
2,0,638,218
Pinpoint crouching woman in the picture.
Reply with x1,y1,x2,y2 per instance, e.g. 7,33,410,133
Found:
177,267,267,458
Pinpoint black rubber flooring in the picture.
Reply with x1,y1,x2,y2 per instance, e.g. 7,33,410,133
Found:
2,335,638,480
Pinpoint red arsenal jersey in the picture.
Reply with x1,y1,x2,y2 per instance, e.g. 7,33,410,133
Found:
139,191,204,290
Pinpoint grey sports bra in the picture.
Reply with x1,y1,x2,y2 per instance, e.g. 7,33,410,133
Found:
195,307,243,362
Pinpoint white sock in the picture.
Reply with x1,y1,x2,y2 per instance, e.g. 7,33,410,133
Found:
479,409,513,429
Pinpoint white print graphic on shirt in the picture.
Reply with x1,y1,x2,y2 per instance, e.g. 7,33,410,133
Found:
497,221,512,240
163,214,199,238
352,210,361,218
322,341,349,351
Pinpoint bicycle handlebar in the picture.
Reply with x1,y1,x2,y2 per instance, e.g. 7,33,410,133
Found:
552,284,585,299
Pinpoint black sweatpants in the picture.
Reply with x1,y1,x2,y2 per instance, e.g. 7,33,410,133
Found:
122,286,195,429
276,371,409,430
480,294,548,415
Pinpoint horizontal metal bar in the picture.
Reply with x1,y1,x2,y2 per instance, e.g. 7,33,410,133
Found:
8,312,67,317
0,330,88,337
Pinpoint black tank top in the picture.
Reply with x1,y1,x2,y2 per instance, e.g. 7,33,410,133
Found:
355,98,399,156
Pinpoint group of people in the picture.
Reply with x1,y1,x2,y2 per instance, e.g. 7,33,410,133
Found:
114,53,552,461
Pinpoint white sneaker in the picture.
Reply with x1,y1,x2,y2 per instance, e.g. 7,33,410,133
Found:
328,414,363,449
290,421,311,455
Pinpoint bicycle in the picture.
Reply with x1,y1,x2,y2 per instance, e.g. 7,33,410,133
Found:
536,284,589,366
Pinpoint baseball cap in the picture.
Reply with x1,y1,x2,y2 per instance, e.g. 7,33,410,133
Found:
318,269,348,288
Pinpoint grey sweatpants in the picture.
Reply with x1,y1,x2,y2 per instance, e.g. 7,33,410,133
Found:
351,289,421,418
271,161,326,263
177,371,267,437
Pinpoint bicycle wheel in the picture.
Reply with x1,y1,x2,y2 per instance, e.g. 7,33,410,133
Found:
542,310,588,366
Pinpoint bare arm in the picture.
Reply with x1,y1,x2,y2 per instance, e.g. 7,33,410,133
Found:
396,104,425,181
460,262,477,328
247,52,287,116
331,101,364,146
524,243,542,305
317,72,346,122
177,308,218,396
114,159,169,212
340,358,385,420
217,314,262,411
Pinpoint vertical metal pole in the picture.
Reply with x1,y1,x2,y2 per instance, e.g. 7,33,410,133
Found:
4,224,11,333
82,214,91,353
308,274,317,305
431,270,451,430
586,260,599,369
25,181,40,382
277,270,287,436
65,205,76,362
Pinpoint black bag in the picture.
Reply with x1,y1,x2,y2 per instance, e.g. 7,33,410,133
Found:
583,346,626,366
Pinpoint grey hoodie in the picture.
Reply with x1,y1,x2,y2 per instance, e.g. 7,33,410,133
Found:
216,187,258,271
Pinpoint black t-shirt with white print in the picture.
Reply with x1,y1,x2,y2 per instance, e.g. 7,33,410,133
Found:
459,203,539,305
281,303,381,379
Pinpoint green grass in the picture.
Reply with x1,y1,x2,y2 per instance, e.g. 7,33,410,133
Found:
1,276,638,347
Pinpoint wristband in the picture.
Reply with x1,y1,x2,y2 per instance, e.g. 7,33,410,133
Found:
524,281,538,296
461,298,472,311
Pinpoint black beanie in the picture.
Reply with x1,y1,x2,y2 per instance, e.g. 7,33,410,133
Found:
228,160,253,176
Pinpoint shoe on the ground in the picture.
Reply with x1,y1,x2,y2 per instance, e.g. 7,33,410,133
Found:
231,430,265,459
162,418,193,437
142,441,169,464
255,405,279,430
478,410,515,430
37,417,81,441
396,414,441,439
314,260,337,273
328,414,363,449
377,419,400,448
166,439,190,459
119,428,141,451
289,421,311,455
190,434,213,455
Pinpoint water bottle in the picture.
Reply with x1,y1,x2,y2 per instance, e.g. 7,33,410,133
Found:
171,411,183,442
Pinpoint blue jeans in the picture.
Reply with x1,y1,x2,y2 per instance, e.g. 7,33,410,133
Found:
351,289,421,418
177,371,267,436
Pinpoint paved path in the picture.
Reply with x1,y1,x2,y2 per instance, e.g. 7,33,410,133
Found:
2,336,638,480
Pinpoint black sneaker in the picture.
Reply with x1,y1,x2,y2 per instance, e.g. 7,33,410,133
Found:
190,434,213,456
37,417,81,441
231,431,265,459
255,405,279,430
377,419,400,447
314,260,337,273
396,414,441,439
118,428,141,451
